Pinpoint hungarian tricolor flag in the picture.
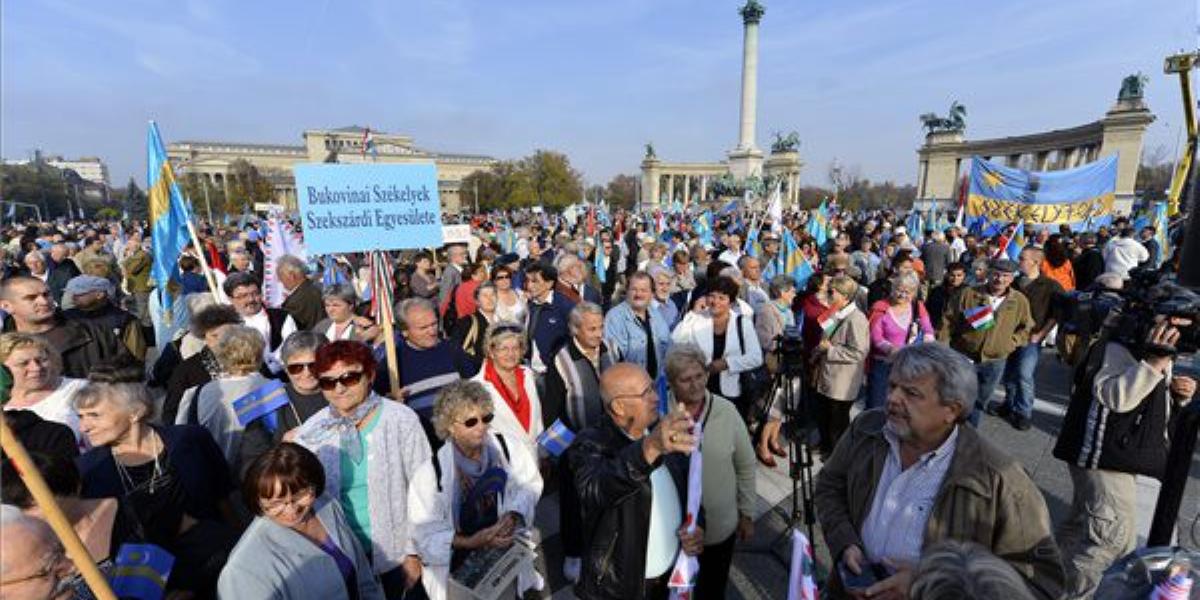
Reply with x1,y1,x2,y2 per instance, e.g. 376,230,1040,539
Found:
816,305,840,335
964,304,995,331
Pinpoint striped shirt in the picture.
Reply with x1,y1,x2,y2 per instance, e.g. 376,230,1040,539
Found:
860,425,959,564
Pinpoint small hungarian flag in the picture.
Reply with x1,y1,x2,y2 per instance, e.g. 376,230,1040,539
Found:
816,305,840,335
964,304,996,331
536,419,576,457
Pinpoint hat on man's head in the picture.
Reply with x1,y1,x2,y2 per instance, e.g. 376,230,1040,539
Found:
65,275,115,298
989,258,1019,274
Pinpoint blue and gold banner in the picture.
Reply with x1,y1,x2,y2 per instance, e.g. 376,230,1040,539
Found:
966,155,1116,228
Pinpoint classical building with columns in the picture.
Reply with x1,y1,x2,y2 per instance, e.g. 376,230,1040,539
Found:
167,126,495,213
916,86,1154,215
641,0,803,207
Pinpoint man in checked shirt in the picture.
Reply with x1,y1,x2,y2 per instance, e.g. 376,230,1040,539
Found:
814,342,1064,600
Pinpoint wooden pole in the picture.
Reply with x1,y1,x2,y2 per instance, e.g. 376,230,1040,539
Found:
381,314,401,400
0,418,117,600
185,220,220,300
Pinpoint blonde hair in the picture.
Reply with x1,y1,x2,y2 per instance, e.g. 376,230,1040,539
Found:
213,325,265,375
828,275,859,300
484,321,527,357
431,380,494,440
0,333,61,375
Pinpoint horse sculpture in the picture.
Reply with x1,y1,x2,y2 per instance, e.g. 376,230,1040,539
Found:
919,101,967,134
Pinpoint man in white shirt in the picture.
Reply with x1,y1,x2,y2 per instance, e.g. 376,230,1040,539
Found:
1102,226,1149,278
223,271,296,373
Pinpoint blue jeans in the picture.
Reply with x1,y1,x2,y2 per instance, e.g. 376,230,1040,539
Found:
968,360,1006,426
1003,342,1041,418
866,359,891,410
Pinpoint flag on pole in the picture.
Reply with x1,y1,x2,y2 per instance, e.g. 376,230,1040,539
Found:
593,233,607,284
367,250,395,324
743,226,761,258
1153,201,1170,267
806,200,828,247
767,181,784,233
322,255,348,286
147,121,194,304
1002,221,1025,261
781,229,814,289
110,543,175,600
667,422,704,599
692,211,714,247
262,215,309,308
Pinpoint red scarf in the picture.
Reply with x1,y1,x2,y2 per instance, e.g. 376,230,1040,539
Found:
484,360,530,431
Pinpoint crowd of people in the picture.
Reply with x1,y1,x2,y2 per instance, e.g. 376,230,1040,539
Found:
0,202,1194,600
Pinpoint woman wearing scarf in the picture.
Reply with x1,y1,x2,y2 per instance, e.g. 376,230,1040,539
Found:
294,340,432,598
408,380,543,600
865,272,935,410
811,276,870,459
471,322,543,463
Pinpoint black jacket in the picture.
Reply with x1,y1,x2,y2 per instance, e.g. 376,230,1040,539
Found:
238,385,327,479
3,315,129,380
282,279,323,331
1072,247,1105,291
567,415,693,600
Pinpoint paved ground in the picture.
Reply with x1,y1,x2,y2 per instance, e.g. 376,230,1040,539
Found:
530,349,1200,599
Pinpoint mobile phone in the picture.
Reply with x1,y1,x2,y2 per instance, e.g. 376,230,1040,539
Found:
838,560,878,591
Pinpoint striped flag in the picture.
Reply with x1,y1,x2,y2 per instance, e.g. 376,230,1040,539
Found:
367,250,395,324
536,419,576,456
232,380,289,430
786,531,819,600
816,305,841,335
668,421,704,598
964,304,996,331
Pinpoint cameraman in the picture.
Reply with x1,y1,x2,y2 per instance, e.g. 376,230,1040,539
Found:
1053,294,1197,600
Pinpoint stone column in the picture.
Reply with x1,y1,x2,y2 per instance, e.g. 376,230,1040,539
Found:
668,174,675,203
700,175,708,203
736,2,764,152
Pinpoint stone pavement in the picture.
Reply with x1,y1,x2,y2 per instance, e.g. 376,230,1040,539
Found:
530,350,1200,599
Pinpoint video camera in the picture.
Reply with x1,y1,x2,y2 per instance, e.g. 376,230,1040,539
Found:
773,325,806,376
1060,268,1200,357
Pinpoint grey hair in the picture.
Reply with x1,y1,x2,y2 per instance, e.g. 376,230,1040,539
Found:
185,291,219,315
484,320,527,355
889,343,977,421
664,344,708,384
73,381,157,423
321,283,358,306
554,252,581,272
277,254,307,276
568,301,604,334
395,297,436,332
22,250,45,264
280,330,328,363
737,254,760,270
432,380,494,440
719,265,742,283
891,272,920,294
645,263,670,281
910,540,1036,600
767,275,795,300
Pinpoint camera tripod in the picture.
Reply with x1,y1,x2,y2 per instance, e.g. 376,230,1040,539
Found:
740,350,820,570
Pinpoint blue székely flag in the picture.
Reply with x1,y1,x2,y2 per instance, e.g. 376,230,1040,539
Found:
537,419,577,457
807,200,828,247
692,210,714,247
110,543,174,600
743,226,761,258
147,121,194,306
593,233,607,284
232,380,289,433
905,210,924,237
782,229,814,288
966,155,1116,231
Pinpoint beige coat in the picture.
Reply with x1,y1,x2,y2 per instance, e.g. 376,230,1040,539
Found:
813,306,870,401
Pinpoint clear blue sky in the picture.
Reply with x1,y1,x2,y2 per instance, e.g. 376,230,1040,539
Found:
1,0,1194,189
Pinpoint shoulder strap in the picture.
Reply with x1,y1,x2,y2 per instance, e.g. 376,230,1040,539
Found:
186,381,209,426
736,314,745,354
496,433,511,462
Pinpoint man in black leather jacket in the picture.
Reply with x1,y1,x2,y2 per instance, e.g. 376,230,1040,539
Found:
567,362,704,600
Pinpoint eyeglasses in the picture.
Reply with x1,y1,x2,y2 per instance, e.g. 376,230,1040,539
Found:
612,384,656,403
260,489,315,516
460,413,495,428
317,370,365,391
286,362,316,376
493,274,511,281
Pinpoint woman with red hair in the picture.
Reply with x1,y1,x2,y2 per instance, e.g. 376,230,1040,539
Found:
293,340,432,597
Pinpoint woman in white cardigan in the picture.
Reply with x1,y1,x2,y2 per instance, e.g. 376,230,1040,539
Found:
470,322,543,462
408,380,543,600
670,275,764,401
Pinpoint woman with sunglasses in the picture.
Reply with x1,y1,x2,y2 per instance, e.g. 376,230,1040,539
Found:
491,266,528,325
219,442,384,599
471,322,543,463
294,340,432,598
408,380,543,600
240,331,330,478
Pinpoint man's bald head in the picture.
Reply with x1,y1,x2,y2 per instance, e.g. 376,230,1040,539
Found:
600,362,652,410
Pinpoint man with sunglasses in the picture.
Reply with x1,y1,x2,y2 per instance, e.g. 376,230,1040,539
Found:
0,510,77,600
568,363,704,600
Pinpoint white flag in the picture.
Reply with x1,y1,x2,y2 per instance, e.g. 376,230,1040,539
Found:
262,214,309,308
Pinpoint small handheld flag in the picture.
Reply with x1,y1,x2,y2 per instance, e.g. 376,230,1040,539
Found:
110,543,174,600
232,379,289,429
964,304,996,331
536,419,576,457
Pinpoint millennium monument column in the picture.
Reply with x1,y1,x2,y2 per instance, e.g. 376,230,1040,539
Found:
728,0,766,179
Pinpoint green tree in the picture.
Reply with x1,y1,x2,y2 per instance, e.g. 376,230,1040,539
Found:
1136,145,1173,204
604,174,639,209
0,162,74,218
458,150,585,211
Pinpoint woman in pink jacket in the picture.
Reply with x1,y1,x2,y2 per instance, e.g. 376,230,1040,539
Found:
866,272,934,410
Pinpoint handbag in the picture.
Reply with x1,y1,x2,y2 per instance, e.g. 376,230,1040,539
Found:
735,314,771,418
